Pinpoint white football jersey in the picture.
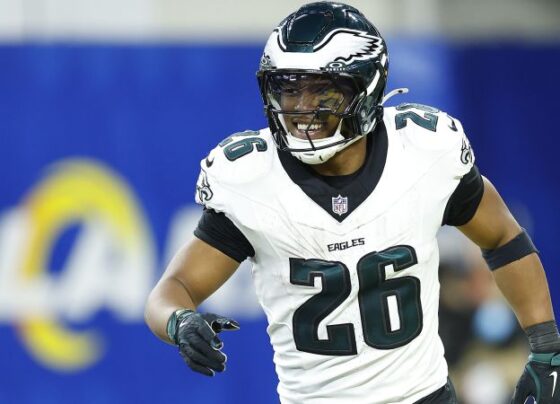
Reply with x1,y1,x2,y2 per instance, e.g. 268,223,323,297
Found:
195,104,475,404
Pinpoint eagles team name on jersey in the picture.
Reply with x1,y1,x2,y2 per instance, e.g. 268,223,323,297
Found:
327,237,366,252
195,104,475,404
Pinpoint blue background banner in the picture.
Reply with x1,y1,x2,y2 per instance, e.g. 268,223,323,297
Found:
0,41,558,403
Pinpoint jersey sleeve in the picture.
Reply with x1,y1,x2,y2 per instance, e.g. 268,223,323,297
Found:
442,165,484,226
435,113,482,226
446,114,475,179
194,129,272,211
194,208,255,262
194,148,227,212
193,130,272,261
193,145,253,263
387,104,475,180
386,104,481,227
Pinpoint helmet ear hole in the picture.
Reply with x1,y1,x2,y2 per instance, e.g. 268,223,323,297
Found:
345,94,377,136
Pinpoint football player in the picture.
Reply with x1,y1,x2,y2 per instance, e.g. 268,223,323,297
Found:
145,2,559,403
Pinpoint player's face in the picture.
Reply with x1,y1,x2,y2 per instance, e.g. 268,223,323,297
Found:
266,73,355,140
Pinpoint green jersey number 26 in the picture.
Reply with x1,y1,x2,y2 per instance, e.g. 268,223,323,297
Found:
290,245,423,355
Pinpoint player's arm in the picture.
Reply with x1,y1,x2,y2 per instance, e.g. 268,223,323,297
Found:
145,208,254,376
144,237,241,376
458,177,553,328
457,177,560,403
144,236,240,343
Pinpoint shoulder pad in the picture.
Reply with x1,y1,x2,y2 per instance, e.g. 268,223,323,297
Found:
384,104,467,152
384,104,475,179
200,128,275,185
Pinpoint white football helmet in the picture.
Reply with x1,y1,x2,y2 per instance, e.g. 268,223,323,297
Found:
257,2,389,165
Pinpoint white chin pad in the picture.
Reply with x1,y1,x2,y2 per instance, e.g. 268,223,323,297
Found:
277,112,363,164
281,115,340,164
286,133,344,164
284,119,365,165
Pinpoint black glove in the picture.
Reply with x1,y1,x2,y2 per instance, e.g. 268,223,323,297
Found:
511,352,560,404
168,310,240,376
512,321,560,404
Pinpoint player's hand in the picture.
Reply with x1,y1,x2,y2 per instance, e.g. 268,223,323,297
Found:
511,352,560,404
173,311,240,376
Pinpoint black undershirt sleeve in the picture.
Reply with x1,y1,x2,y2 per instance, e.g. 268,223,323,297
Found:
194,208,255,263
442,165,484,226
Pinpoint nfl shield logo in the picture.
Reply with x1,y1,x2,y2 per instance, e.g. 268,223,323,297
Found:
332,195,348,216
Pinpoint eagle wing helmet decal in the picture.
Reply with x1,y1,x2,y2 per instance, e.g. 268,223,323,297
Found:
315,29,384,65
272,28,385,69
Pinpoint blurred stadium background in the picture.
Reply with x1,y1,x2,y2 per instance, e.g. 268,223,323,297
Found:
0,1,558,403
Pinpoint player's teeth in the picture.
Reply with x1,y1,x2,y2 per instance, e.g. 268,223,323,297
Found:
297,123,322,131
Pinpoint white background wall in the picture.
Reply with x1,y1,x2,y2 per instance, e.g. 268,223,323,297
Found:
1,0,559,42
